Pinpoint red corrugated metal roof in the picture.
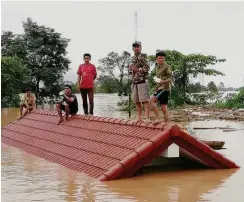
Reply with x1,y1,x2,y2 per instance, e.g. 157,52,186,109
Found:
1,110,239,180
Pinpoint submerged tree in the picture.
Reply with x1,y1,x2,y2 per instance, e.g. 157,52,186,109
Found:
96,75,119,93
218,82,225,91
188,82,207,93
207,81,218,93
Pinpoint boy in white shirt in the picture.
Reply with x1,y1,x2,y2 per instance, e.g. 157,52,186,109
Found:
20,87,36,116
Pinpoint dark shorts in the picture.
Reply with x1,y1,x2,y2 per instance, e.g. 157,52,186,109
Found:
80,88,94,95
153,90,170,105
61,104,78,115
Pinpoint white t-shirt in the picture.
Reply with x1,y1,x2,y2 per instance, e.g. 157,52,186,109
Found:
21,93,36,105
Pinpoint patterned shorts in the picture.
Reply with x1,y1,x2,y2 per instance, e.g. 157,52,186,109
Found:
131,82,150,103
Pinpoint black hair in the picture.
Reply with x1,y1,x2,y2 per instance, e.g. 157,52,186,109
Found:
83,53,91,58
25,87,31,92
65,84,72,90
156,51,166,58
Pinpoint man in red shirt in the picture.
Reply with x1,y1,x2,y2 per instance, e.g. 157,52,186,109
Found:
77,53,97,115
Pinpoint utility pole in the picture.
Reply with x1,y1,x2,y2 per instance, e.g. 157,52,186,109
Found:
135,11,138,41
128,11,138,118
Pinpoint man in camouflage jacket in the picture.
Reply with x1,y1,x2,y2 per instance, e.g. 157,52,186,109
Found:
129,41,150,122
150,51,172,123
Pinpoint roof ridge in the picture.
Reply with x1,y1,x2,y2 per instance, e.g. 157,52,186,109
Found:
2,112,239,180
33,110,171,130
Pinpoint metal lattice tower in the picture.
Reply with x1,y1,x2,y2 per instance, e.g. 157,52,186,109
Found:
135,11,137,41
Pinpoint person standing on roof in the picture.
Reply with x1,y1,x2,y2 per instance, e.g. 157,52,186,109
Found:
77,53,97,115
56,85,78,123
20,87,36,117
150,51,172,123
129,41,150,122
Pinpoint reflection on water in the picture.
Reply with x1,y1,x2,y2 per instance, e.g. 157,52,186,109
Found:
105,169,238,202
1,94,244,202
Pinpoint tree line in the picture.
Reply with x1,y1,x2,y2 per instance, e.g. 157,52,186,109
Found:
1,18,70,107
96,49,226,106
2,18,242,109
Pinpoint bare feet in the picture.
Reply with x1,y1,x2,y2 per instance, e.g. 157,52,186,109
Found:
18,115,23,120
57,118,64,125
143,118,151,123
164,119,171,123
134,118,143,123
18,112,28,120
153,118,162,125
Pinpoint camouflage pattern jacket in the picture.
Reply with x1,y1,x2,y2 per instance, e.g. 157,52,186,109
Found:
131,53,150,84
155,62,172,91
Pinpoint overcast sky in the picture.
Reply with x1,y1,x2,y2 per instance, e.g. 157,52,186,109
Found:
2,1,244,87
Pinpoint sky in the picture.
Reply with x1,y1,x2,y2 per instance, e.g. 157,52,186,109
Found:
1,1,244,88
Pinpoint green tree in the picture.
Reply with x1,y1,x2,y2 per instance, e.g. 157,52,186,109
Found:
149,50,225,104
188,82,207,93
1,31,27,58
1,57,29,107
96,75,119,93
218,82,225,91
1,18,71,102
207,81,218,93
216,87,244,109
97,51,131,96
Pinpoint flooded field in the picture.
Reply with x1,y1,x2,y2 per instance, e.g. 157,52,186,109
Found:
1,94,244,202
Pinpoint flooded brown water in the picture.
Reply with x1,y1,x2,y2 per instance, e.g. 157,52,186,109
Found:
1,94,244,202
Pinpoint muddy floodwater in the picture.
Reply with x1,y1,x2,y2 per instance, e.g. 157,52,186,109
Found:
1,94,244,202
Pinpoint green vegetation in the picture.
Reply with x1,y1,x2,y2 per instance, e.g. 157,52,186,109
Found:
216,87,244,109
2,18,242,112
1,18,70,106
97,50,227,111
96,75,119,93
97,51,131,95
1,57,29,107
207,81,218,93
148,50,225,106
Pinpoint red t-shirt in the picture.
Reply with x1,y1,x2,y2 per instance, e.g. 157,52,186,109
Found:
77,63,97,89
